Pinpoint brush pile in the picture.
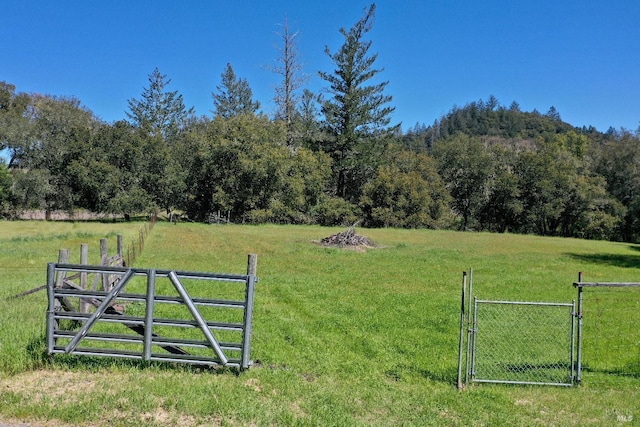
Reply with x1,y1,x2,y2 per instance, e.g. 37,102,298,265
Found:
319,223,376,248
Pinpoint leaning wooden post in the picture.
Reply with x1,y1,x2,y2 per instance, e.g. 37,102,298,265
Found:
241,254,258,369
117,235,124,267
131,239,137,265
56,249,70,288
100,239,108,265
79,243,89,313
100,238,108,291
54,249,70,313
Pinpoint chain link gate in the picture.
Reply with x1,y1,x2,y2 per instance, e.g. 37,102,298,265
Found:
458,270,577,388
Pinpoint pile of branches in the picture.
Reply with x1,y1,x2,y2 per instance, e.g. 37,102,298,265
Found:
319,223,376,248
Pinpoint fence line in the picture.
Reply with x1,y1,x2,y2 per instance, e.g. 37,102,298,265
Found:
125,214,157,267
10,217,156,301
574,275,640,383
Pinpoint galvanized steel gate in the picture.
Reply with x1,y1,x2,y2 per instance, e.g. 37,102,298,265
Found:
458,270,577,388
469,299,576,386
47,259,257,369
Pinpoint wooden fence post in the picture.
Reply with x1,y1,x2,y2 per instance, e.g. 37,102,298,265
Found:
54,249,70,312
247,254,257,276
56,249,70,287
100,238,108,291
117,235,124,267
80,243,89,313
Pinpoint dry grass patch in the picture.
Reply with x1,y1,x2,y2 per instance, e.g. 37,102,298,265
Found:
1,370,103,405
0,369,227,427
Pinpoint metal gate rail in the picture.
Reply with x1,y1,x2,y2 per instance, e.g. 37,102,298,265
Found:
46,261,257,369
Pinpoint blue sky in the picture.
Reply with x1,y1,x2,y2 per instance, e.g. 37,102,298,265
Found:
1,0,639,133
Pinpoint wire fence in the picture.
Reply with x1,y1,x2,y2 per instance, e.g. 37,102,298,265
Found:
471,299,575,386
458,270,577,388
576,282,640,381
459,272,640,388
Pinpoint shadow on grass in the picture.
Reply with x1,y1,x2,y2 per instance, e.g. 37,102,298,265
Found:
24,334,237,375
385,363,457,385
566,247,640,269
579,364,640,379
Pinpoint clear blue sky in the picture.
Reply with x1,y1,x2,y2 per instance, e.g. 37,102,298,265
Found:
1,0,639,133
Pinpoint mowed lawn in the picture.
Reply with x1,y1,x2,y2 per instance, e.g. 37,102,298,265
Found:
1,221,639,426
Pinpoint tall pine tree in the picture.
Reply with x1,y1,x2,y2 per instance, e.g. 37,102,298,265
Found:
126,67,194,142
319,3,396,201
212,63,260,118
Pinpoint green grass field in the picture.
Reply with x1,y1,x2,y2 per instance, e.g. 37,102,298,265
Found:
1,221,639,426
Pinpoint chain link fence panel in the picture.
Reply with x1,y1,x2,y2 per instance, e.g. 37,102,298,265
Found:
576,284,640,381
470,299,576,386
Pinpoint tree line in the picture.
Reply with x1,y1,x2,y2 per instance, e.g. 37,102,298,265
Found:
1,4,639,242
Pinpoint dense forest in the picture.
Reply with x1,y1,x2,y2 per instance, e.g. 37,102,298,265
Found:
1,5,639,242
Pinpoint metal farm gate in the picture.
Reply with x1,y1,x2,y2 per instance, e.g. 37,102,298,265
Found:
47,256,257,370
458,271,577,388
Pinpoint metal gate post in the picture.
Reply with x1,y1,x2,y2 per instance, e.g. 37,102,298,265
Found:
576,272,584,384
570,299,576,384
241,254,258,369
143,269,156,361
46,263,56,353
470,297,478,382
457,271,467,390
465,269,474,385
242,274,256,369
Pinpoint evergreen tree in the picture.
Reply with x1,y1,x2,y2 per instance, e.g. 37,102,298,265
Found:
297,89,324,148
126,67,194,141
546,106,561,121
318,3,396,201
212,63,260,118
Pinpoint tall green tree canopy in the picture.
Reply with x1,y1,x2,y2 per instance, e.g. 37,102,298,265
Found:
594,131,640,241
319,3,396,201
126,67,194,141
433,134,493,231
0,159,12,217
6,94,97,216
360,145,452,229
212,63,260,118
0,82,31,158
67,121,150,216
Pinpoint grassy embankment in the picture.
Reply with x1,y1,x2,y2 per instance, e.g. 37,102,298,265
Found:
0,221,639,426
